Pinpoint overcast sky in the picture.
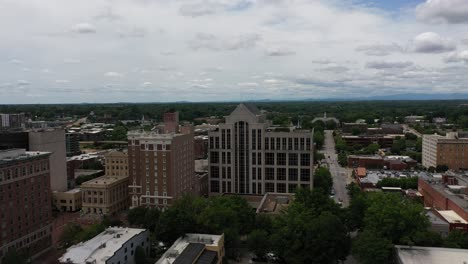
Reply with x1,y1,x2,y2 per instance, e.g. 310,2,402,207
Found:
1,0,468,103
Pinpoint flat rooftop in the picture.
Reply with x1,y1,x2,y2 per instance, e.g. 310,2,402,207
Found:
257,193,294,214
81,175,127,186
0,149,50,165
59,227,146,264
74,169,104,178
437,210,468,224
420,173,468,213
395,245,468,264
155,234,223,264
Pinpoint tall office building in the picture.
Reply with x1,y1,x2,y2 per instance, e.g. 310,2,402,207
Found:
29,129,68,191
128,112,194,208
208,104,314,195
65,132,81,156
0,149,52,260
422,132,468,170
0,113,26,130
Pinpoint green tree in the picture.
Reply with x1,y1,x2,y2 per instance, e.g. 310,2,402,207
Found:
128,207,148,226
352,230,393,264
60,223,83,246
443,230,468,249
135,246,146,264
363,193,429,244
364,143,379,154
313,167,333,194
110,126,128,141
313,131,325,149
338,152,348,167
436,165,449,173
247,229,271,258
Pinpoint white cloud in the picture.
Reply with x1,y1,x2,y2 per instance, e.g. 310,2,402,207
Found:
237,82,259,87
55,80,70,84
445,51,468,63
355,43,404,56
266,47,295,56
416,0,468,24
17,80,30,86
411,32,456,53
10,59,23,64
72,23,96,34
366,61,414,69
141,82,152,87
104,72,123,77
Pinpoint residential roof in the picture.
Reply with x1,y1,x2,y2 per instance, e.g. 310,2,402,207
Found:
173,243,205,264
437,210,468,224
58,227,147,264
357,167,367,178
395,245,468,264
196,250,218,264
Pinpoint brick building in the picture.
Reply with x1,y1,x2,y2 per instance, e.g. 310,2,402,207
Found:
0,149,52,261
418,173,468,223
422,132,468,170
81,176,129,216
127,112,195,208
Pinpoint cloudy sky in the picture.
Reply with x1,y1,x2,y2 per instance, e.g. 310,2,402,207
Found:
1,0,468,103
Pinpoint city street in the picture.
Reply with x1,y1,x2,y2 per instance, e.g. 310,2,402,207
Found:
322,130,350,207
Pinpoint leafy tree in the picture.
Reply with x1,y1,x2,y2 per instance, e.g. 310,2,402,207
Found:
338,152,348,167
363,143,379,154
352,230,393,264
128,207,148,226
443,230,468,249
313,167,333,194
313,131,325,149
272,209,350,264
2,248,28,264
247,229,271,258
376,177,418,190
110,126,128,141
157,195,206,243
135,246,146,264
60,223,83,246
363,193,429,244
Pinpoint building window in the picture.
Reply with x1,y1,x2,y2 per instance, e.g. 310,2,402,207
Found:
300,169,311,182
288,184,297,193
210,166,219,178
301,154,310,166
210,152,219,164
265,183,275,192
265,168,274,180
257,168,262,180
277,153,286,165
288,153,298,166
277,183,286,193
257,153,262,165
277,168,286,181
210,181,220,192
265,153,275,165
288,168,298,181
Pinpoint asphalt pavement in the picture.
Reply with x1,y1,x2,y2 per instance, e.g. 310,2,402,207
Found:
321,130,350,207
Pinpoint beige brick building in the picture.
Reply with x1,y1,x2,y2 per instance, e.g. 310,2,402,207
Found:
81,176,129,216
104,150,128,177
422,132,468,170
53,188,82,212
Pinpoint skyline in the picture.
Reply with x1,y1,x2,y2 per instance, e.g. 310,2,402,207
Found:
1,0,468,103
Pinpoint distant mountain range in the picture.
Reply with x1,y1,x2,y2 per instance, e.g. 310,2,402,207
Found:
299,93,468,101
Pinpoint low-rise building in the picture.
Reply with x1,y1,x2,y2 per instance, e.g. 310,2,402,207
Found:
395,245,468,264
53,188,82,212
59,227,149,264
104,150,128,177
156,233,225,264
81,176,129,216
341,135,398,148
426,211,450,237
418,172,468,222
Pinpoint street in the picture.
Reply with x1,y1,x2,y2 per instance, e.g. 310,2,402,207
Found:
322,130,350,207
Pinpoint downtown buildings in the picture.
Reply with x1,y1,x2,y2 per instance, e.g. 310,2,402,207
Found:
208,104,314,195
0,149,53,260
127,112,195,208
422,132,468,171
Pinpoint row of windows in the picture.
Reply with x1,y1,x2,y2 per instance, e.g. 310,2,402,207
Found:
210,181,309,193
263,153,310,166
209,133,312,151
210,167,311,182
0,161,49,182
